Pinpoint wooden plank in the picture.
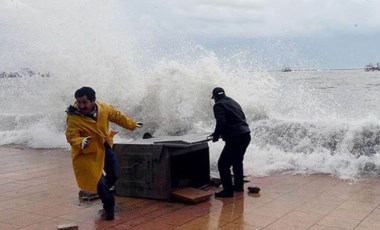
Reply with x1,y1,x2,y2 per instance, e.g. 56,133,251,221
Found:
171,187,213,204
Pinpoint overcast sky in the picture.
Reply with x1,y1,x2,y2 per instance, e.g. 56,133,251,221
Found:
121,0,380,69
1,0,380,70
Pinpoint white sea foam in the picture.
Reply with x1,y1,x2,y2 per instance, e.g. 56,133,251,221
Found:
1,0,380,180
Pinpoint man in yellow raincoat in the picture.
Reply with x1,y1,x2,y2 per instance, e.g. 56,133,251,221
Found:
65,86,142,220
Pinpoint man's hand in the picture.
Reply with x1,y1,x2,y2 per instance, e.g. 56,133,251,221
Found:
136,122,143,128
81,136,91,149
210,133,219,142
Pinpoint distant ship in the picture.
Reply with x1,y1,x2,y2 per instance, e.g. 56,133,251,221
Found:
364,63,380,71
281,67,292,72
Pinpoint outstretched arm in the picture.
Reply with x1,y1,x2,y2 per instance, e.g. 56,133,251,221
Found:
212,104,226,141
108,105,137,130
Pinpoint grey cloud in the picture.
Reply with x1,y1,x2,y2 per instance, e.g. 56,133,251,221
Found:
175,5,264,24
179,0,266,9
167,0,380,38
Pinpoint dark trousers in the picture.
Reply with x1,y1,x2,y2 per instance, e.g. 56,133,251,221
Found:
97,144,119,214
218,133,251,193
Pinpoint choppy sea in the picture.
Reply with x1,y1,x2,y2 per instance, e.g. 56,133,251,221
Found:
1,68,380,180
1,0,380,180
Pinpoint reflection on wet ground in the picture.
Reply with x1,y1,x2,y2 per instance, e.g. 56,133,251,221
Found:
1,146,380,229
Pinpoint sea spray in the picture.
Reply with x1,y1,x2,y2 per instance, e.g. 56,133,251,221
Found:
1,0,380,180
0,0,270,147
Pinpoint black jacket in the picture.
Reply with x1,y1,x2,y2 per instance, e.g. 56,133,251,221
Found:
212,96,250,141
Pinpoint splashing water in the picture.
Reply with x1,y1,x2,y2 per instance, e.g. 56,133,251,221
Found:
1,0,380,180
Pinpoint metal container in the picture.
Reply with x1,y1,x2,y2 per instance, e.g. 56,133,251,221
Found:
113,134,211,200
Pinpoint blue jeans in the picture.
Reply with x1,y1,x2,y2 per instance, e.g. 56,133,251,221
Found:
97,144,119,214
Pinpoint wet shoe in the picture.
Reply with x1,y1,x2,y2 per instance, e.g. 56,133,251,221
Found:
78,190,99,201
99,209,114,221
215,190,234,198
101,212,114,220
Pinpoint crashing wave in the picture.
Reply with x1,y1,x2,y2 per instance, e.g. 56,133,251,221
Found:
252,119,380,158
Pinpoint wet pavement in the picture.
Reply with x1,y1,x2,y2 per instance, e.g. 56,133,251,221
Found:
1,146,380,229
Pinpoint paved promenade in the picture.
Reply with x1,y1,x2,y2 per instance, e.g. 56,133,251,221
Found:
0,146,380,229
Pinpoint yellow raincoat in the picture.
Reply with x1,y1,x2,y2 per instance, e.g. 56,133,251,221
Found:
65,100,137,192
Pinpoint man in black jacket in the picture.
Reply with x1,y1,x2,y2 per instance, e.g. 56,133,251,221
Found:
211,87,251,197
